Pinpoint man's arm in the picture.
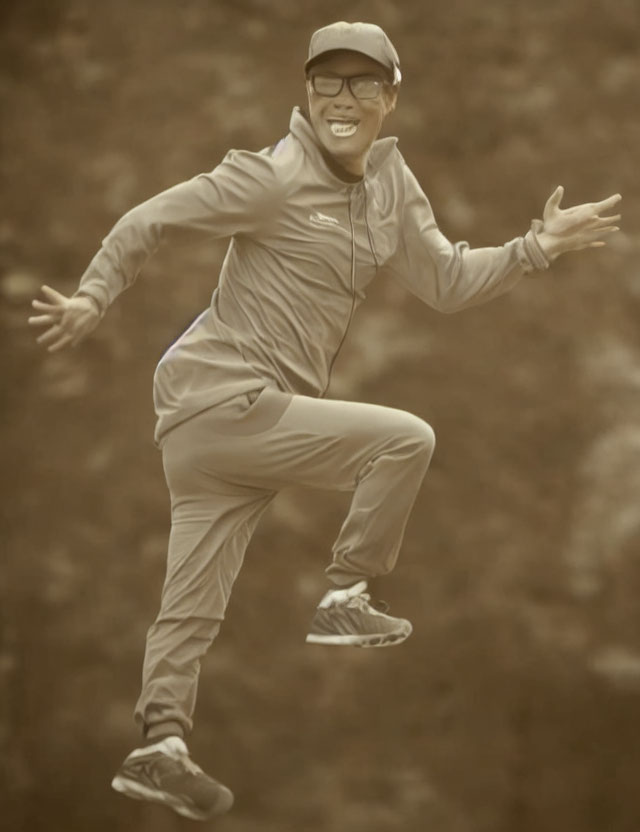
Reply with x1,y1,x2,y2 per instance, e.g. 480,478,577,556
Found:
383,166,621,313
29,149,280,351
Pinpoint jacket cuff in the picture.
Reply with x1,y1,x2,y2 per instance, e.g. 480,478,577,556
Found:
519,219,551,275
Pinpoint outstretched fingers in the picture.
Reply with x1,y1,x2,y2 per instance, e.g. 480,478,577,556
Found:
582,225,620,249
40,284,69,304
593,213,621,227
31,285,68,319
47,333,75,352
36,324,74,351
30,298,64,333
30,286,93,352
31,298,61,313
28,313,57,326
593,193,622,213
30,288,67,328
36,325,63,346
595,226,620,238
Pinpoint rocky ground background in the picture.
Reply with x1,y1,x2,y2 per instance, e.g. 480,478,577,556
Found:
2,1,640,830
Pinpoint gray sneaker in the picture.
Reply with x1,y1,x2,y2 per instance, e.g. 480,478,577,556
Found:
111,736,234,820
305,580,412,647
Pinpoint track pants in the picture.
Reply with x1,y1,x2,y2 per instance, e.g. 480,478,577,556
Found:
134,386,435,739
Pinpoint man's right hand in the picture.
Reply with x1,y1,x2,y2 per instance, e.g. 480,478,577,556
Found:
29,285,101,352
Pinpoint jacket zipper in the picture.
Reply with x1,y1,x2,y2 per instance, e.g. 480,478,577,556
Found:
363,183,380,269
322,187,357,396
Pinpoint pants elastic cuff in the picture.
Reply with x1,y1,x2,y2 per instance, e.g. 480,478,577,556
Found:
145,720,185,742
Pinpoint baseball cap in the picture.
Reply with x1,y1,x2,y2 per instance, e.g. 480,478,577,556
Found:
305,21,402,85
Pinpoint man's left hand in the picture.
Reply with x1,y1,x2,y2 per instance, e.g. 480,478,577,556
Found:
536,186,621,260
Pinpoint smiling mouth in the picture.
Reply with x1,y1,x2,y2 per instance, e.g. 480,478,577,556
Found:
327,119,359,138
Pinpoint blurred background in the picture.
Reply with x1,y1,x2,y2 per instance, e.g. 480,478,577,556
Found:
1,0,639,830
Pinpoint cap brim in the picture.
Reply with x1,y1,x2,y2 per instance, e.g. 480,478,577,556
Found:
304,49,397,83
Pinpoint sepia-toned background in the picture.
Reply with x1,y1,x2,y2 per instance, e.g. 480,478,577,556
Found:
2,1,639,829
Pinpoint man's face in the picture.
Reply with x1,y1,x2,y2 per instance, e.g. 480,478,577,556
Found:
306,50,398,176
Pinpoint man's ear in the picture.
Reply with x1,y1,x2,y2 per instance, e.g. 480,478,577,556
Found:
385,87,399,116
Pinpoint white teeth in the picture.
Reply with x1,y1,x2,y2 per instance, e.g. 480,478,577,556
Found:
329,121,358,137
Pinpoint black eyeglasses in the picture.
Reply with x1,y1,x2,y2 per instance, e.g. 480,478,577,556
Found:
308,73,386,100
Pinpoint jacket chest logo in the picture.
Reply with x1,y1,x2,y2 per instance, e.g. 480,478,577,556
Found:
309,211,341,229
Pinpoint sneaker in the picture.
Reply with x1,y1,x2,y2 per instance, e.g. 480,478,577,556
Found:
111,735,234,820
305,580,412,647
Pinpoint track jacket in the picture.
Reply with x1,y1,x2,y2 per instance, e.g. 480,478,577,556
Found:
74,107,549,445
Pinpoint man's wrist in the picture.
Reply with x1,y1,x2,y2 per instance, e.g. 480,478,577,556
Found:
74,291,104,318
534,229,562,261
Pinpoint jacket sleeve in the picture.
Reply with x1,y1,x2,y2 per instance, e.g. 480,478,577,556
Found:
72,149,280,315
382,164,550,314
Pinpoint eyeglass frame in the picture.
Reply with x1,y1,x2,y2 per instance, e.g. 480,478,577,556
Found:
306,71,391,101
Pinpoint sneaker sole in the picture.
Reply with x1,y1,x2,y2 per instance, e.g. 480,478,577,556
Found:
305,628,411,647
111,774,234,820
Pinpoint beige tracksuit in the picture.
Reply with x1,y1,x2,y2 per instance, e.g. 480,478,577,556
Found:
74,107,549,738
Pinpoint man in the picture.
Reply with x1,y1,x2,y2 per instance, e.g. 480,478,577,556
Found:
29,21,621,822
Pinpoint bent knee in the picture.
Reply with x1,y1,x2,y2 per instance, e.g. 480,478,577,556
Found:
414,419,436,458
396,413,436,457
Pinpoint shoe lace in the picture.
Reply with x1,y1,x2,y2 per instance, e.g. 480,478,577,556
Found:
167,748,204,776
347,593,390,614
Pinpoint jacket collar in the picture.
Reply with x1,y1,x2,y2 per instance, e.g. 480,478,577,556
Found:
288,106,398,185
